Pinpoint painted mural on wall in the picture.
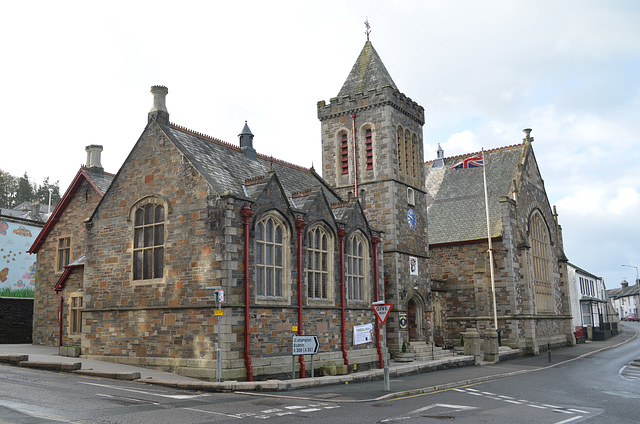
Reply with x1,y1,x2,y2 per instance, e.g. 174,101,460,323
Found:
0,220,39,292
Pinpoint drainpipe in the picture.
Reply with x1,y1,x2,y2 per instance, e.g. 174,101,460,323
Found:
295,217,307,378
338,227,349,371
351,113,358,197
54,290,63,353
372,235,383,369
241,205,254,381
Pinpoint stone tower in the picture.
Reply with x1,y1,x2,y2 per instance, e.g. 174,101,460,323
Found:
317,41,430,350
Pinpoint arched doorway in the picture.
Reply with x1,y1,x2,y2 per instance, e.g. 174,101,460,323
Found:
407,295,424,342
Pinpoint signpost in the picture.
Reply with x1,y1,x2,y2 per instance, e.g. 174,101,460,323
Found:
372,301,392,391
206,286,224,382
292,335,319,378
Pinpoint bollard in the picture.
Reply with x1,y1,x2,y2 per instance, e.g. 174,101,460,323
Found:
548,343,551,362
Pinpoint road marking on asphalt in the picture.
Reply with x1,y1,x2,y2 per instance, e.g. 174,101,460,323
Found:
81,381,210,400
555,416,584,424
183,407,243,419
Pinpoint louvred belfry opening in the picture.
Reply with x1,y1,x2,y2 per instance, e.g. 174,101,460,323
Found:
365,129,373,170
341,134,349,174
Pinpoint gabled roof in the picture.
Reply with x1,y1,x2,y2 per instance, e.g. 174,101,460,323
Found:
28,168,114,253
607,283,640,299
337,41,398,98
425,143,525,245
161,123,343,205
53,255,84,292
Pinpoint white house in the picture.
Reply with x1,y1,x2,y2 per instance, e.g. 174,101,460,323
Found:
567,263,614,340
607,280,640,320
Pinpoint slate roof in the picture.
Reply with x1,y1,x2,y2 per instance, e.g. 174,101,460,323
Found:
607,282,640,299
425,143,525,245
28,168,114,253
162,124,343,206
337,41,398,98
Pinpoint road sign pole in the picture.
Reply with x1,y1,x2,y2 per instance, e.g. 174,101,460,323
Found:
382,322,389,391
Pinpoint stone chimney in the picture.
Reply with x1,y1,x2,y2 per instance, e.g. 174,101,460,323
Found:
85,145,104,173
523,128,534,143
148,85,169,125
621,280,629,288
239,121,257,160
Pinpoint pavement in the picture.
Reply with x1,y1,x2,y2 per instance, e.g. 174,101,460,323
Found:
1,324,637,402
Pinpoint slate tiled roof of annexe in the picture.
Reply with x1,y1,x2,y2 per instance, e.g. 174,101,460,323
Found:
163,124,343,205
425,143,525,245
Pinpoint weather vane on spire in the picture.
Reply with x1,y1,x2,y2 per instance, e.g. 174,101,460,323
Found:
364,18,371,41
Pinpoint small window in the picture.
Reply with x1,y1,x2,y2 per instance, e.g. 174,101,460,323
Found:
133,203,165,280
340,133,349,175
69,293,83,335
365,128,373,170
57,237,71,272
407,187,415,206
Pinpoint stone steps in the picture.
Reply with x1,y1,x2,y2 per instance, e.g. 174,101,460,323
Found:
408,342,456,361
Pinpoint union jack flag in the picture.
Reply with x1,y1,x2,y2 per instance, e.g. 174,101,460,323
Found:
450,153,483,170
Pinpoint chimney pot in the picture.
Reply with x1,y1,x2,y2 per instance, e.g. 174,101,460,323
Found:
85,145,104,173
149,85,169,125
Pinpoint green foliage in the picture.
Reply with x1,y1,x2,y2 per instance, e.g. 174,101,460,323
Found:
0,169,60,209
460,334,465,347
402,340,407,353
0,287,34,298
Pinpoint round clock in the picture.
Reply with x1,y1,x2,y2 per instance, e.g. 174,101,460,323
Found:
407,208,417,230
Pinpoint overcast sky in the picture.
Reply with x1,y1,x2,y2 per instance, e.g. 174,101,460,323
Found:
2,1,639,289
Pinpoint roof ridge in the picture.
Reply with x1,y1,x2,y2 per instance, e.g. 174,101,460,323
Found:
424,142,525,165
169,122,311,173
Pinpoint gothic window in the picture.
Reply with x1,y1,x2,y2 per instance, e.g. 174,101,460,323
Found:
133,202,165,281
412,134,420,179
346,232,369,302
365,128,373,170
397,127,404,174
404,130,412,179
307,225,333,301
530,211,554,313
56,236,71,272
69,293,83,335
340,133,349,175
256,213,288,299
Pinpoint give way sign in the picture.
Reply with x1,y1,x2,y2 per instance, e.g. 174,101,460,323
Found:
372,303,392,324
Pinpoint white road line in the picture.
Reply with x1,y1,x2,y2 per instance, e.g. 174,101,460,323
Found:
553,409,574,414
567,408,589,414
555,416,583,424
183,407,242,419
81,381,209,400
504,400,523,404
301,408,322,412
527,404,548,409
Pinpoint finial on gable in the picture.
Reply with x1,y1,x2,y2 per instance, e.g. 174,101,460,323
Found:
149,85,169,125
523,128,534,143
364,18,371,41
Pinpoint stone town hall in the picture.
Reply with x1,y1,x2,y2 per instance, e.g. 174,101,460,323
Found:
30,38,573,380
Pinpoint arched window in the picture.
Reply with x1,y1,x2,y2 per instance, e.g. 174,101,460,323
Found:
530,212,554,313
340,132,349,175
307,225,334,301
404,129,412,178
397,126,404,174
133,201,165,281
256,213,288,298
346,232,369,302
407,187,415,206
364,128,373,171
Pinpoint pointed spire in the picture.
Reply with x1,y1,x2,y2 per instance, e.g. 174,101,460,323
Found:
239,121,257,160
337,41,398,98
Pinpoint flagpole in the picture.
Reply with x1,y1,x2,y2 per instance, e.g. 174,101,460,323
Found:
482,148,498,331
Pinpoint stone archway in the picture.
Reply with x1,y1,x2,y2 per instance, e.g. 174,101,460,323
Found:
407,294,425,342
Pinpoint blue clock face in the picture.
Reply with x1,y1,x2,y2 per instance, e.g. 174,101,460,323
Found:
407,209,417,230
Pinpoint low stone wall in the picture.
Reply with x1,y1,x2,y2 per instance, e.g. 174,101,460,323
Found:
0,297,33,344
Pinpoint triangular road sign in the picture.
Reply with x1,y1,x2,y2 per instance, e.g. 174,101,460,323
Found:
372,303,392,324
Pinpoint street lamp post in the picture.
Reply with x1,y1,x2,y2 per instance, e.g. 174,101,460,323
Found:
622,265,640,317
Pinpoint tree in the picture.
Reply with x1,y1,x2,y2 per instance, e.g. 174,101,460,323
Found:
14,172,35,206
0,170,17,208
0,169,61,209
35,177,61,207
